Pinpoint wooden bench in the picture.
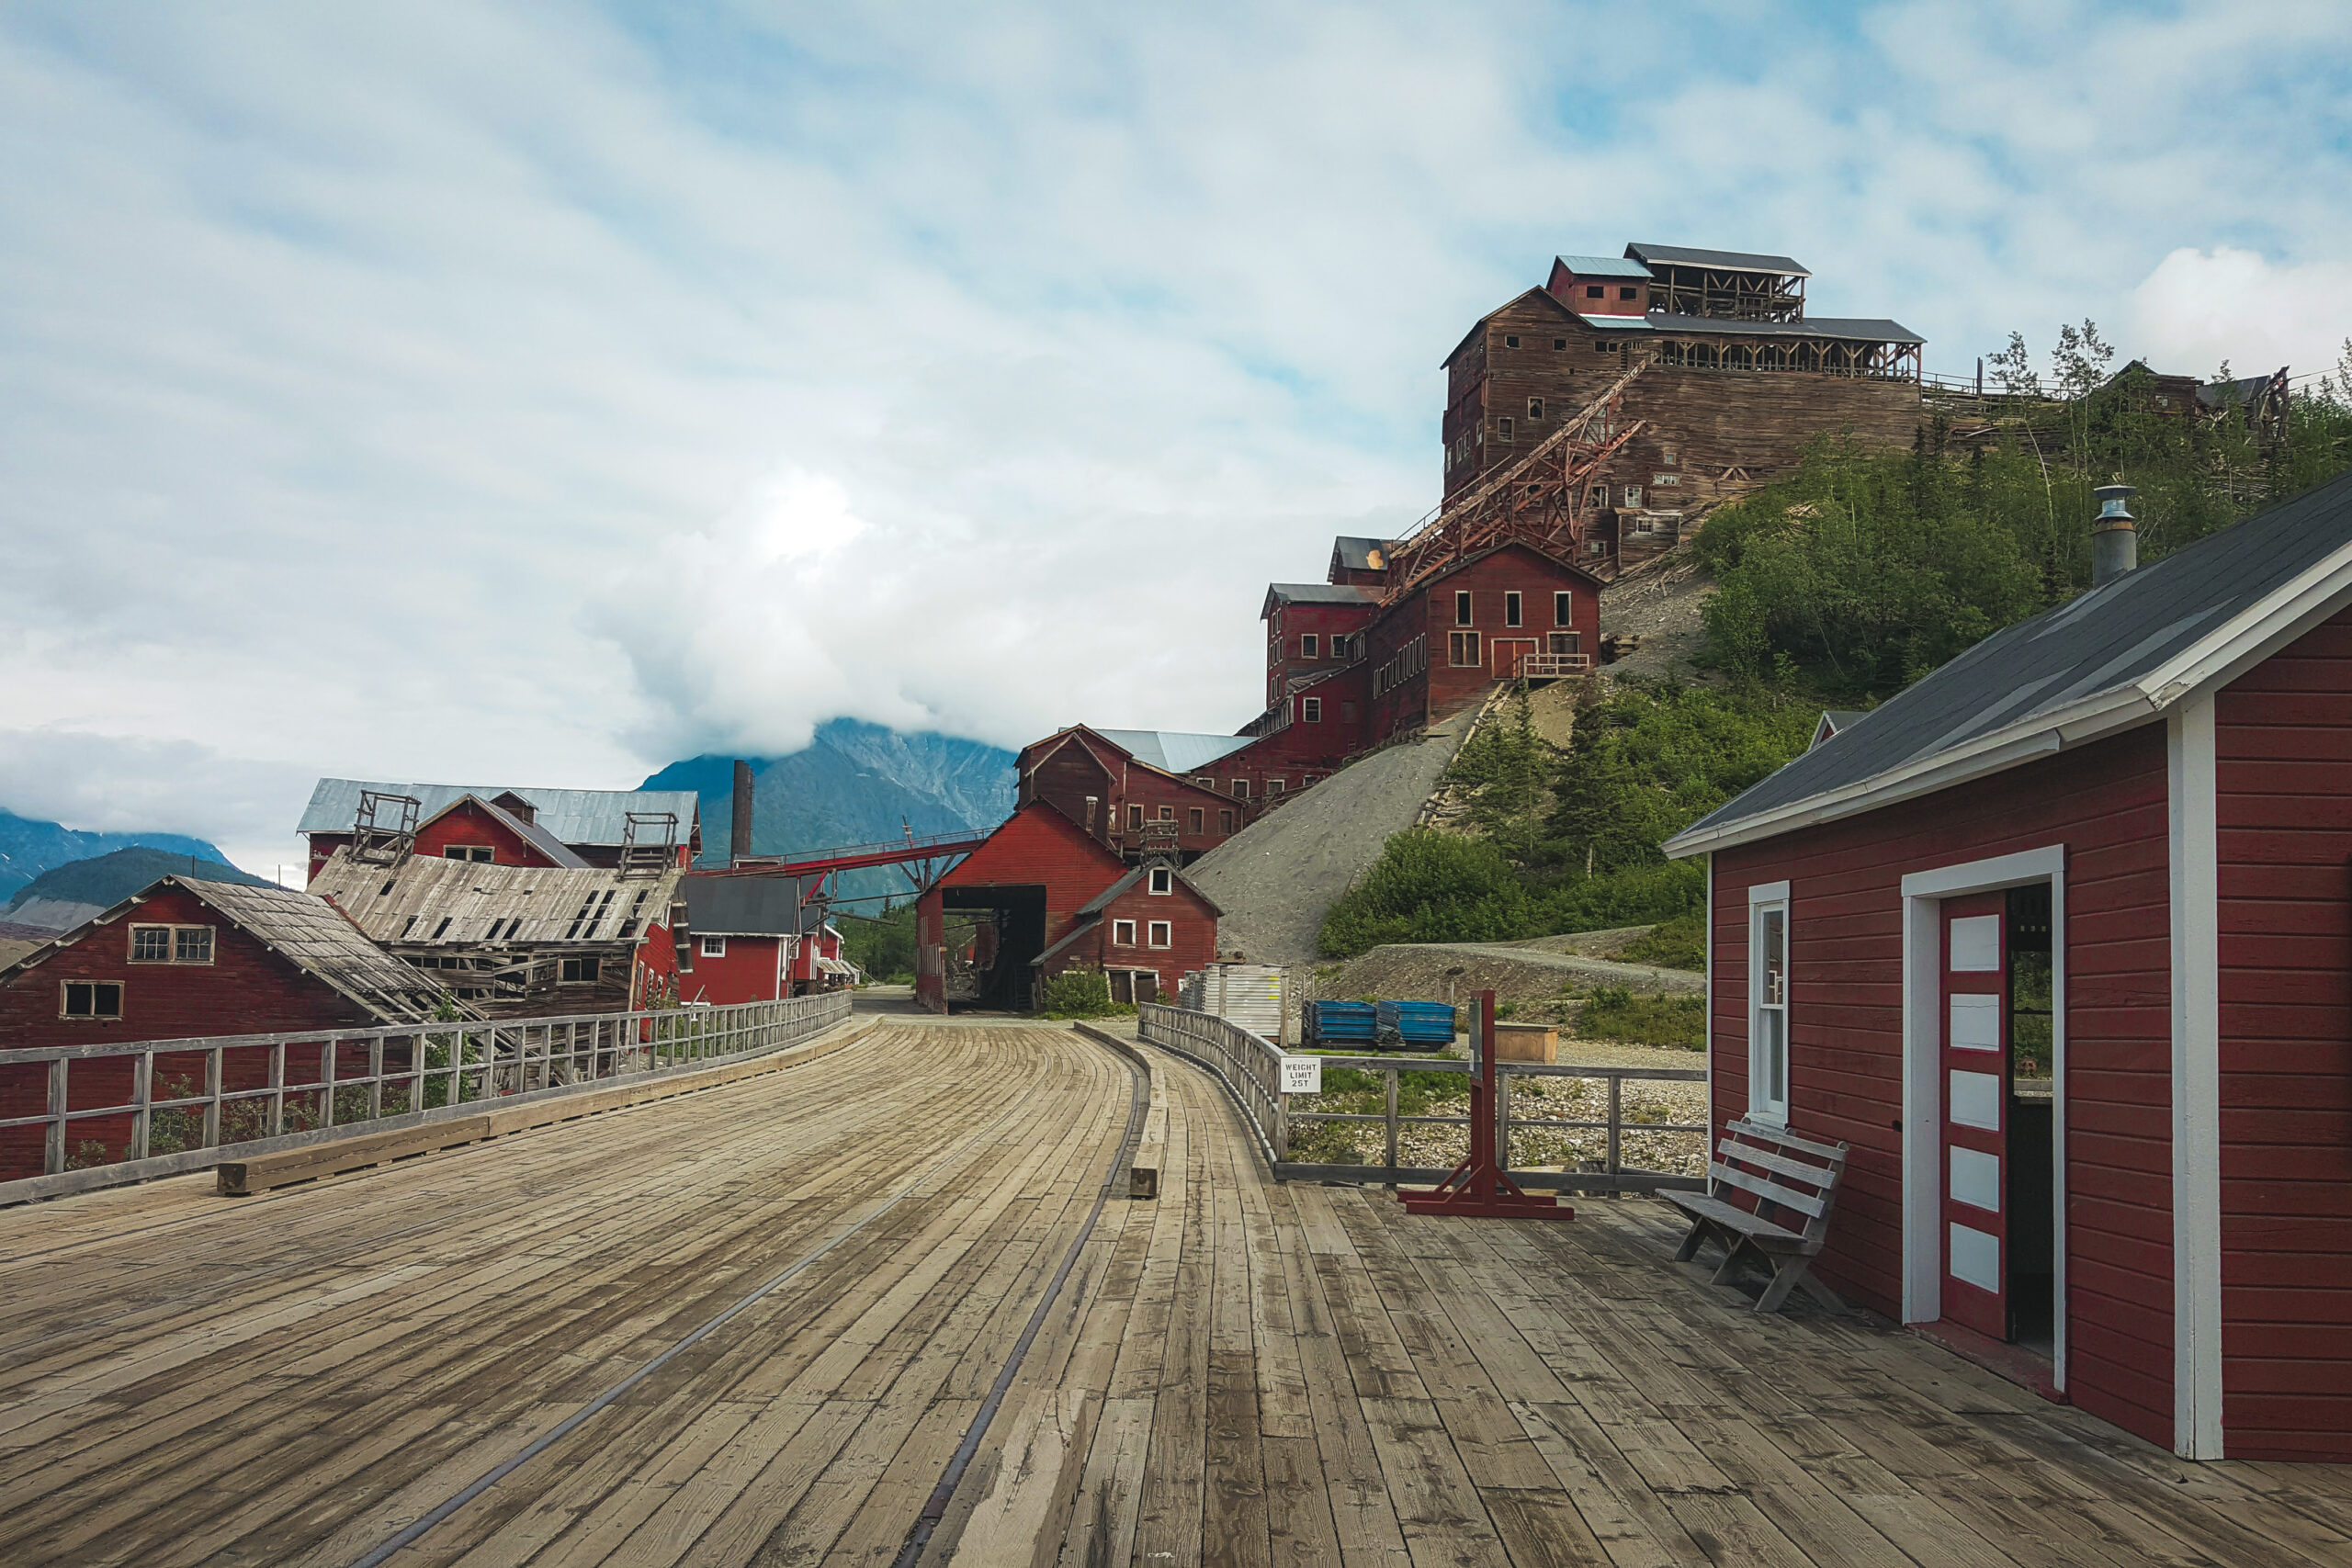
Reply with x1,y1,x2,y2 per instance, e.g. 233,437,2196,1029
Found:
1665,1116,1849,1314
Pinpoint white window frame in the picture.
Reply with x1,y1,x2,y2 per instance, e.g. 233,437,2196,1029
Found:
1454,591,1472,626
1148,867,1172,896
1747,881,1791,1125
1114,919,1137,946
1230,779,1250,800
1505,591,1522,627
1147,920,1172,950
1301,633,1319,659
128,923,215,965
1302,697,1322,723
700,936,727,958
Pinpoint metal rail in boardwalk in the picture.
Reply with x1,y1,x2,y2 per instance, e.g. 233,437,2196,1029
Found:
0,990,852,1203
1136,1000,1706,1193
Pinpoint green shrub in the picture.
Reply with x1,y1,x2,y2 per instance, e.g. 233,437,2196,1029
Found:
1618,913,1705,972
1039,967,1121,1019
1577,987,1704,1050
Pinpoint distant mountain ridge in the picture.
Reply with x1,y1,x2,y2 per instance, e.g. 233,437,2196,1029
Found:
641,718,1018,905
0,808,235,904
3,845,273,931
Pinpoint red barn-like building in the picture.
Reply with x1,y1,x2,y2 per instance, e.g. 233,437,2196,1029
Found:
916,803,1214,1013
299,779,700,882
0,876,449,1179
1665,472,2352,1462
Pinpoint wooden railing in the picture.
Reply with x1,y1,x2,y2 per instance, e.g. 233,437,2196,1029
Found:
0,991,853,1202
1137,1003,1706,1193
1511,652,1594,679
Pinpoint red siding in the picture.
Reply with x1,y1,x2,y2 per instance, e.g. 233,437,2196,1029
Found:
0,885,383,1178
1016,731,1238,860
679,934,785,1006
1265,598,1378,708
1361,544,1600,744
1709,726,2175,1450
1042,877,1221,996
2216,604,2352,1460
413,800,562,868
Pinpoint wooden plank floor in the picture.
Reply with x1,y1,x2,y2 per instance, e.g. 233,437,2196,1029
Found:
3,1018,2347,1567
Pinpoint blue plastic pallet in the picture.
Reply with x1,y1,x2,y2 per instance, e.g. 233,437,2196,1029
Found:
1304,1000,1376,1044
1374,999,1457,1047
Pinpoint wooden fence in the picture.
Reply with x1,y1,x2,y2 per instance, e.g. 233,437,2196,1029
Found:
0,992,852,1203
1136,1001,1707,1194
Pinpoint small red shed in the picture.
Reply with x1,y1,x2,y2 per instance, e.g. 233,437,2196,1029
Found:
1666,472,2352,1461
1030,859,1222,1005
677,874,812,1005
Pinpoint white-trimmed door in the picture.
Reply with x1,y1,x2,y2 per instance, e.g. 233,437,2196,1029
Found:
1941,891,2009,1338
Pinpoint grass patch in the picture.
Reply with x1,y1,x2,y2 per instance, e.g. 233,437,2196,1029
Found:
1577,987,1703,1050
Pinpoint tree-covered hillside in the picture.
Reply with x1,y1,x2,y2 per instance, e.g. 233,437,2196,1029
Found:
1319,333,2352,958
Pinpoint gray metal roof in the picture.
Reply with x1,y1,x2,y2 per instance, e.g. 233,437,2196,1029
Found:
309,850,684,947
0,876,451,1022
683,874,821,937
1626,243,1810,277
1264,582,1376,614
1644,312,1923,345
1555,254,1654,279
299,779,699,847
1670,468,2352,852
1092,730,1256,774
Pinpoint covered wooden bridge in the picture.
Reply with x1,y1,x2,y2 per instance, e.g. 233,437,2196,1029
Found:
1,1012,2345,1566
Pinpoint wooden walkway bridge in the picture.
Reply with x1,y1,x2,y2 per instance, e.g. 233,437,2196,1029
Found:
3,1015,2347,1566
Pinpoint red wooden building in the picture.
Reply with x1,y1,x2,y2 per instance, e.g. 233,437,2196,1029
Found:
1031,861,1221,1005
916,803,1215,1013
1359,541,1603,742
674,873,855,1004
1017,728,1251,862
0,876,449,1178
1665,472,2352,1462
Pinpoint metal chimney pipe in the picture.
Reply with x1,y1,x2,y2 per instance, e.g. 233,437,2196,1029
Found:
729,760,755,865
2092,484,2138,588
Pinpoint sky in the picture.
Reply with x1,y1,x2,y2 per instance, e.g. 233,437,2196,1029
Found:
4,1,2350,874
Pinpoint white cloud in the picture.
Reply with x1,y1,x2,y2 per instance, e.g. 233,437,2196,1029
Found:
2126,248,2352,383
2,2,2350,871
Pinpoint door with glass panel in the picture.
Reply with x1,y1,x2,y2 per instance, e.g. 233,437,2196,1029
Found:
1940,893,2008,1337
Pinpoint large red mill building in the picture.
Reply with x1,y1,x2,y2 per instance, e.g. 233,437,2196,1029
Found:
997,239,1923,881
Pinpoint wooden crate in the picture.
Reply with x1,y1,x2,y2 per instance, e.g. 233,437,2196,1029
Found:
1491,1021,1557,1064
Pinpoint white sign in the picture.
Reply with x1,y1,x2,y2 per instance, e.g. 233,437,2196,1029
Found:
1279,1055,1322,1095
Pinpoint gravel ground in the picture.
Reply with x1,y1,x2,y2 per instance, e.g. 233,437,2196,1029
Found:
1183,705,1480,967
1600,548,1716,682
1286,1066,1709,1178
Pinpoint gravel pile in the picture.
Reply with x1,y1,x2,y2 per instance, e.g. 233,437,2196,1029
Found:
1183,705,1480,967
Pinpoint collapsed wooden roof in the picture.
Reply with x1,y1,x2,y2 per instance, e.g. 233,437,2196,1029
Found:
311,850,683,949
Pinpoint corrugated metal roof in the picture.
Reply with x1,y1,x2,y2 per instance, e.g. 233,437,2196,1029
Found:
1672,468,2352,848
1626,243,1811,277
1644,312,1924,345
1092,730,1256,774
683,873,820,936
299,780,699,846
1555,254,1654,279
1263,582,1376,616
309,850,683,948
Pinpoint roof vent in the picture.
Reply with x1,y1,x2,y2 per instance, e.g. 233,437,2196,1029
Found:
2092,484,2138,588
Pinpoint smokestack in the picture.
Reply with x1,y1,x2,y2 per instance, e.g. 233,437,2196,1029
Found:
729,760,754,865
2092,484,2138,589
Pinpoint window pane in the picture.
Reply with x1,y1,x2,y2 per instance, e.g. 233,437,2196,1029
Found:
65,982,92,1016
131,927,170,962
1763,908,1786,1005
1760,1010,1786,1104
175,927,212,963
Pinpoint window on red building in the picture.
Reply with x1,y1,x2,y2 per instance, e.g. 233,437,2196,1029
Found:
1505,592,1521,627
700,936,726,958
1450,631,1481,666
62,980,124,1020
1189,807,1204,833
1127,804,1144,829
1455,591,1472,626
1219,809,1236,833
1148,920,1172,949
1555,591,1573,626
1231,779,1250,799
443,845,493,863
1303,697,1321,722
1114,919,1136,945
1301,633,1318,659
1148,867,1172,895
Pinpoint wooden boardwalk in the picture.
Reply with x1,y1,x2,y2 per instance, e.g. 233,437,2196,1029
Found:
1,1018,2346,1566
